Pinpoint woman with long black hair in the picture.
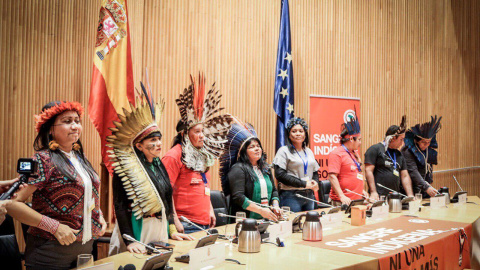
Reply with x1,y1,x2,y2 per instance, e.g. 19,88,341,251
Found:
7,101,107,270
273,117,320,212
220,120,280,221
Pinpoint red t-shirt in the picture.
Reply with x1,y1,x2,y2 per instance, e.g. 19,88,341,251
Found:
328,146,364,201
162,144,211,225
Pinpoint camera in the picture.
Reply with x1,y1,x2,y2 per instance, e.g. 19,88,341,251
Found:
0,159,38,200
17,158,38,175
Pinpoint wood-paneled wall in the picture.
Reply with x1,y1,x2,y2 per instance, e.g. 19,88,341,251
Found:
1,0,479,195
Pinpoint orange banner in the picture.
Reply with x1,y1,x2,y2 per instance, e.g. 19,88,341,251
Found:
299,216,472,270
309,96,360,180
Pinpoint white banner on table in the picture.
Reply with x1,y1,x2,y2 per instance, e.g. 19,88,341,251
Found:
320,212,342,229
268,220,292,240
430,195,446,209
189,243,225,270
370,205,389,220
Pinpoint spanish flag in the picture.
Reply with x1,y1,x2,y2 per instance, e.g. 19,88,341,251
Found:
89,0,135,173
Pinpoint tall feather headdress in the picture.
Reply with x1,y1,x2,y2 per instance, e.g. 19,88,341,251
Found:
409,115,442,140
175,73,233,170
404,115,442,166
106,81,166,219
219,117,258,195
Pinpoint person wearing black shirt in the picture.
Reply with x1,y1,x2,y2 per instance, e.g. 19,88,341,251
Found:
365,117,413,201
402,116,442,198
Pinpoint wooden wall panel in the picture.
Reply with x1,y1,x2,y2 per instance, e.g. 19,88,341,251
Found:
1,0,479,196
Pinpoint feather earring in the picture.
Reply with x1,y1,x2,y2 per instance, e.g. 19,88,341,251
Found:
73,142,81,151
49,140,59,151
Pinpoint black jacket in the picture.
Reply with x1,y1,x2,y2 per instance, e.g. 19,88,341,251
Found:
402,147,433,194
227,162,279,218
274,165,320,189
112,160,174,245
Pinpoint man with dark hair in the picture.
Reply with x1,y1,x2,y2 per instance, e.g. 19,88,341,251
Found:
364,116,414,201
402,116,442,198
328,111,368,206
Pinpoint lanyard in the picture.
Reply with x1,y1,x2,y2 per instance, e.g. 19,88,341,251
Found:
342,145,362,172
294,148,308,175
200,173,208,186
385,149,397,170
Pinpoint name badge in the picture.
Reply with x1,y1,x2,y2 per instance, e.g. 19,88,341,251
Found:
357,173,363,180
189,242,225,270
205,187,210,196
393,170,399,177
301,176,310,182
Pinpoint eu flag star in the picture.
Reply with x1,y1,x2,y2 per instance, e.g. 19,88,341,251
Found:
284,52,293,64
280,87,288,98
278,69,288,80
287,103,294,114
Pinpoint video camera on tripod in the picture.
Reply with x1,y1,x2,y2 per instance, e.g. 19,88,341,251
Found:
0,158,38,200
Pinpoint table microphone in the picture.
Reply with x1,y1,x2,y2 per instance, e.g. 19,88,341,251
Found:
376,184,409,198
122,234,162,254
250,201,295,214
344,189,378,202
218,213,245,220
453,175,464,192
295,193,333,208
180,216,212,235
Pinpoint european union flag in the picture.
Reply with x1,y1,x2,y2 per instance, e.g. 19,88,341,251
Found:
273,0,294,151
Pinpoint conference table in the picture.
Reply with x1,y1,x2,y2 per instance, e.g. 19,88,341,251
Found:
93,196,480,270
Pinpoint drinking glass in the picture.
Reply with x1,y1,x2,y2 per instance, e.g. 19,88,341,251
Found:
236,212,246,223
380,195,387,205
281,206,291,220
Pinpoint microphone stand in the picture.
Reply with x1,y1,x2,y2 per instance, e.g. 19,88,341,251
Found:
376,184,409,198
250,201,295,214
218,213,245,220
122,234,163,254
345,189,378,202
180,216,212,235
453,175,464,192
294,193,334,208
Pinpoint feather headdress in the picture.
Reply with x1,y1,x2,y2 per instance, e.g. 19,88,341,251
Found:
219,117,258,195
341,107,361,138
409,115,442,140
404,115,442,166
176,73,233,171
396,115,407,135
106,81,166,219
